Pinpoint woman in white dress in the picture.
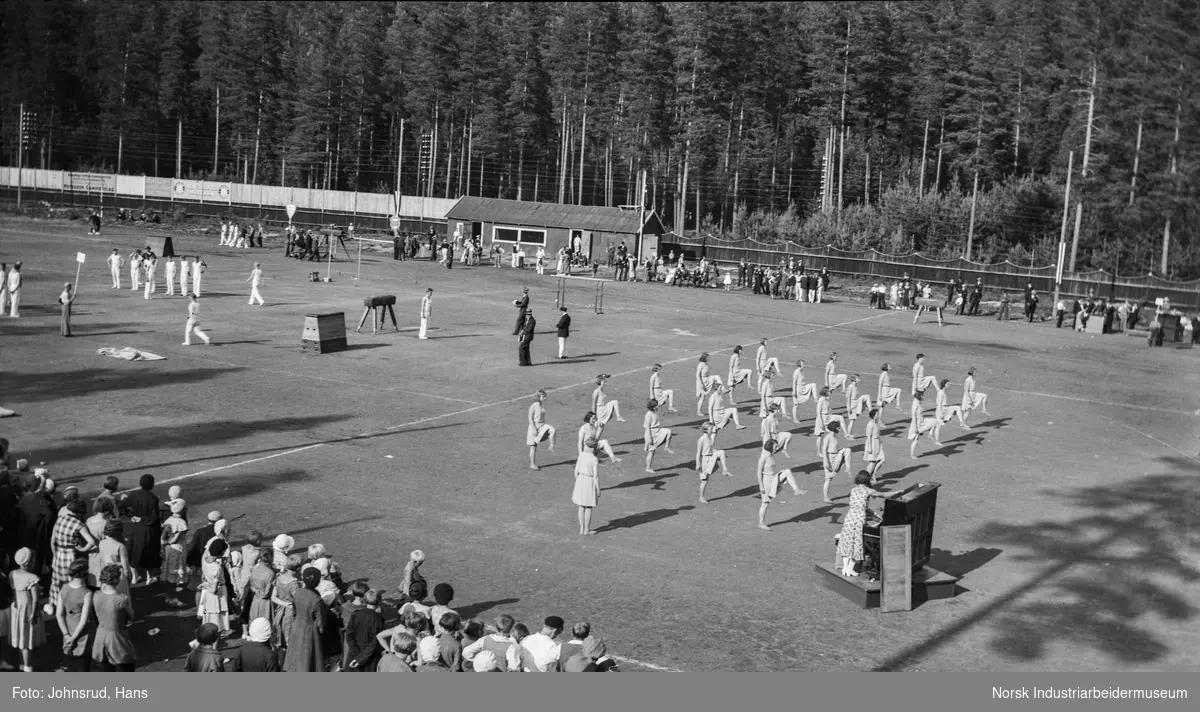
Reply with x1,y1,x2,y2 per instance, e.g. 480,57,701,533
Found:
572,439,602,535
591,375,626,426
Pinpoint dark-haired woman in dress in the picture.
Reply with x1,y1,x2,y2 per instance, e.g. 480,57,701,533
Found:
55,559,95,671
91,564,136,671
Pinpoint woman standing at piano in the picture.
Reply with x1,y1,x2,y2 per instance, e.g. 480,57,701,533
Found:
836,472,892,578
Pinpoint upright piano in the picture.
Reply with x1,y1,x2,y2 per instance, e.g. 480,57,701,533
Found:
862,481,941,579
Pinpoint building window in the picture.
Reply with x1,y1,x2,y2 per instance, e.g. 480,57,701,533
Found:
493,226,546,245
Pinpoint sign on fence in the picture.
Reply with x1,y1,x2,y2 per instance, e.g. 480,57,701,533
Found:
172,180,232,202
145,177,173,199
66,173,115,193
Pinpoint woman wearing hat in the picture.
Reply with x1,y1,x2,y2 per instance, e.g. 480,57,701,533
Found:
9,548,46,671
197,539,231,634
285,567,328,672
160,500,190,607
230,618,280,671
123,474,162,588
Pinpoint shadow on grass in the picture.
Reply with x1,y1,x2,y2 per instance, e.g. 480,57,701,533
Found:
47,413,355,471
4,365,244,404
595,505,696,533
873,458,1200,670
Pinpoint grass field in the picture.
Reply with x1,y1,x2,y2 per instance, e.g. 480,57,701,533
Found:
1,216,1198,672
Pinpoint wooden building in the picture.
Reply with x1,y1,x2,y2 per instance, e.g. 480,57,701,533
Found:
444,196,665,263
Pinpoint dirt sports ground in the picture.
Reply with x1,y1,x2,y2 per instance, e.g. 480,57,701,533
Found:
1,216,1198,672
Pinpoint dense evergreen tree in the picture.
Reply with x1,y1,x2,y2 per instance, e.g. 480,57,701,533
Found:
2,0,1198,277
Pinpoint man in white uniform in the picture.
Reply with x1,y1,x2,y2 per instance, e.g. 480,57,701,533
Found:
191,256,206,297
419,288,432,339
6,262,21,317
183,294,212,346
143,251,157,299
180,256,191,295
164,256,177,296
129,250,142,291
107,249,124,289
246,262,265,306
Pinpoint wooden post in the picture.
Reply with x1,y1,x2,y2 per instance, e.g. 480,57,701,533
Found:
864,149,870,207
966,171,979,260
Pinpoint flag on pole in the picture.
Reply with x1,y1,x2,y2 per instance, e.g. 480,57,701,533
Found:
76,252,87,264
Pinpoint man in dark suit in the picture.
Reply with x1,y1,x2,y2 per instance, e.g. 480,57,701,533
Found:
555,307,571,359
518,309,536,366
512,287,530,335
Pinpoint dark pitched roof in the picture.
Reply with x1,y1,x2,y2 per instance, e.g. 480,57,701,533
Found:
446,196,662,235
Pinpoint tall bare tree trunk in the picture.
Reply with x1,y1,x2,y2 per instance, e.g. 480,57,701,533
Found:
1069,61,1097,273
934,114,945,194
1162,73,1181,275
919,118,929,195
446,120,455,200
1129,118,1142,205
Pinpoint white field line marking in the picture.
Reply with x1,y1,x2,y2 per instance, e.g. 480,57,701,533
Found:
1103,417,1200,464
119,444,323,494
1000,388,1195,417
128,311,897,488
608,655,683,672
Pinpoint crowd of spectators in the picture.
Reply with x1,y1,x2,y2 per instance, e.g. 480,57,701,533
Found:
0,442,621,672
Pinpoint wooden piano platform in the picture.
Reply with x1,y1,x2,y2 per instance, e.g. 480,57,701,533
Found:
814,562,958,609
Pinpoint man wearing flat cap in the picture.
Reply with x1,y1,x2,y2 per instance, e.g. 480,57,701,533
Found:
512,287,530,335
518,308,536,367
187,510,222,571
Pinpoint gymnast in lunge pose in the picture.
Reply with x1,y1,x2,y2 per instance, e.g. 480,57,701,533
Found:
756,439,806,531
862,408,886,484
760,403,792,459
814,387,847,439
591,374,627,426
757,363,789,419
648,364,679,413
578,411,622,463
727,346,754,398
825,352,848,393
754,338,779,391
695,423,733,504
934,379,969,429
877,363,903,415
817,421,852,504
695,353,722,416
707,385,748,433
960,367,991,426
844,374,873,438
907,389,943,458
526,390,557,470
790,360,820,423
643,399,674,474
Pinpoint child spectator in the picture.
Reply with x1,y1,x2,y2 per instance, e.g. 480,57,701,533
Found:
398,549,426,602
184,623,225,671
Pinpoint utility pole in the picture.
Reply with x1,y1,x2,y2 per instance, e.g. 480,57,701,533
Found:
17,103,24,209
1069,61,1097,273
1053,151,1074,312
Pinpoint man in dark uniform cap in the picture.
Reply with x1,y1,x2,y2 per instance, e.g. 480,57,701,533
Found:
513,287,530,335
